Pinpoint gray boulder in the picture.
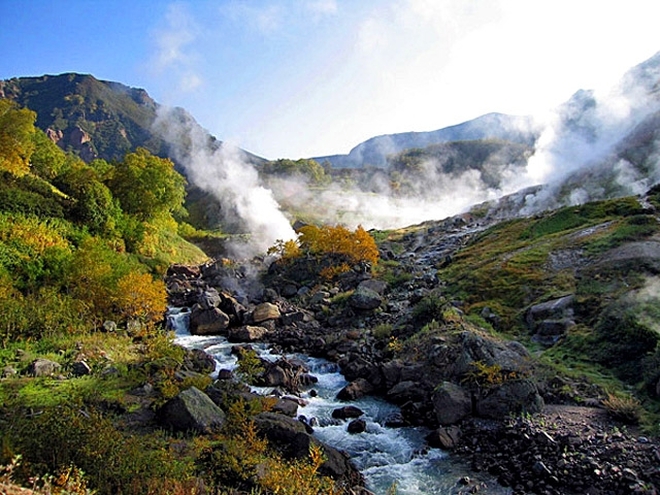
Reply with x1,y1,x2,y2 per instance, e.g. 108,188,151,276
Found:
349,286,382,310
158,386,226,434
27,358,61,377
227,325,269,343
475,379,544,419
337,378,374,401
189,306,230,335
432,381,472,426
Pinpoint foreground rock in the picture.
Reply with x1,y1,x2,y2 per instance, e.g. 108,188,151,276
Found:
158,386,226,434
455,405,660,494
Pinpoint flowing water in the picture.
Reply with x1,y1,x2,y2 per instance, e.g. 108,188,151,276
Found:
167,308,510,495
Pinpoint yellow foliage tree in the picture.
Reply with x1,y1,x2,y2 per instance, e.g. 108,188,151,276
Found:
0,99,36,177
298,224,379,266
114,272,167,326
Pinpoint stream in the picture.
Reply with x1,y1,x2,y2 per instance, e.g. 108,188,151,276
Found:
168,307,510,495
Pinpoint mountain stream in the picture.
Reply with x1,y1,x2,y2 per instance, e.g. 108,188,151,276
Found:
168,307,510,495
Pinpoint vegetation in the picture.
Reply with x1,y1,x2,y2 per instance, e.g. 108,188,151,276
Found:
270,224,379,280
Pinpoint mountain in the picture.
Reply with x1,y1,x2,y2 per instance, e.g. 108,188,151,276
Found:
0,73,265,166
314,112,540,169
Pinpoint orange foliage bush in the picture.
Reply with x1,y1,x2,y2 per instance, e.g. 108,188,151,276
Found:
298,224,379,266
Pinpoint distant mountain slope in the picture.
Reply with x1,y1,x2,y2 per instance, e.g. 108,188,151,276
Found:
0,73,169,162
0,73,266,166
314,112,540,168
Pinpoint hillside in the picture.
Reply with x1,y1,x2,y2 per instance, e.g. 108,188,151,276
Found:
314,112,539,169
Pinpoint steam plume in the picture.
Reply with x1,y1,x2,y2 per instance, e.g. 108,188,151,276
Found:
154,107,296,257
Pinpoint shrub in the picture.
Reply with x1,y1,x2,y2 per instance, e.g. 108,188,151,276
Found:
602,393,642,424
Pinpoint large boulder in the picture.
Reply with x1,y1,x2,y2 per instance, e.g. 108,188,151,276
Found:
182,348,216,374
348,286,382,310
27,358,61,377
227,325,269,343
253,412,362,485
189,306,230,335
337,378,374,401
432,381,472,426
475,379,544,419
158,386,226,434
252,302,281,323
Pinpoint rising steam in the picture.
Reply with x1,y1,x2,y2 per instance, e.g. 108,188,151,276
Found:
153,107,295,257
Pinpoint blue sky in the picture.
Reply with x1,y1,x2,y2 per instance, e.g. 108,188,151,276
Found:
1,0,659,159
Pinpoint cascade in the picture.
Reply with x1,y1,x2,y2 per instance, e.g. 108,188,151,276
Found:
167,308,509,495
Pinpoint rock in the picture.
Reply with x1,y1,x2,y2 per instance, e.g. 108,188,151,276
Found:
349,286,382,310
348,419,367,434
526,295,575,328
253,302,281,323
337,378,374,401
332,406,364,419
199,288,222,309
2,366,18,378
166,264,200,279
427,426,462,449
475,379,544,419
102,320,117,332
281,283,298,298
253,412,362,484
432,381,472,426
189,306,230,335
158,386,225,434
27,358,61,377
71,360,91,377
386,380,426,404
227,325,269,343
272,397,300,417
357,279,388,295
183,348,216,374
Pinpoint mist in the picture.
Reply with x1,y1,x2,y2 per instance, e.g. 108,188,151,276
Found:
153,107,296,258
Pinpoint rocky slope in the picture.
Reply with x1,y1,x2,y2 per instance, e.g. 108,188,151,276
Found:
165,186,660,494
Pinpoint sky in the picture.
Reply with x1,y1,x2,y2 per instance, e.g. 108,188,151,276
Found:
1,0,659,160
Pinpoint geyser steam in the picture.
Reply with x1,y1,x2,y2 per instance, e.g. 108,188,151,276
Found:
154,107,295,257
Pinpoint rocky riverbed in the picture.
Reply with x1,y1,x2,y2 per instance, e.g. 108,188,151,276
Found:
165,207,660,494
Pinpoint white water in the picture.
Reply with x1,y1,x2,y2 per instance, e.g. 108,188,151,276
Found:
167,308,509,495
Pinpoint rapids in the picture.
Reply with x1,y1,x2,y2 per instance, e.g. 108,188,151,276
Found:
167,307,510,495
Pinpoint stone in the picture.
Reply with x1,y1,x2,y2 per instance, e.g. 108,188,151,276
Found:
189,306,230,335
102,320,117,332
426,426,462,449
272,397,300,417
27,358,61,377
432,381,472,426
476,379,544,419
71,360,92,377
357,278,388,295
227,325,269,343
158,386,226,434
183,348,216,374
348,286,382,310
200,288,222,309
386,380,426,404
281,283,298,298
347,419,367,434
332,406,364,419
253,302,281,323
337,378,374,401
166,264,200,279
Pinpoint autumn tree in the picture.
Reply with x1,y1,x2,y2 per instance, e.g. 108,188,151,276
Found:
107,148,186,222
0,99,37,176
114,272,167,326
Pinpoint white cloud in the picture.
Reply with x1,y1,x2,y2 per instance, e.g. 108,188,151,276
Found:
306,0,338,16
150,2,204,93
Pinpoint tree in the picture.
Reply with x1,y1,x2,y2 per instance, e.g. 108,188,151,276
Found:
0,99,37,176
30,128,66,179
108,148,186,221
114,272,167,326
